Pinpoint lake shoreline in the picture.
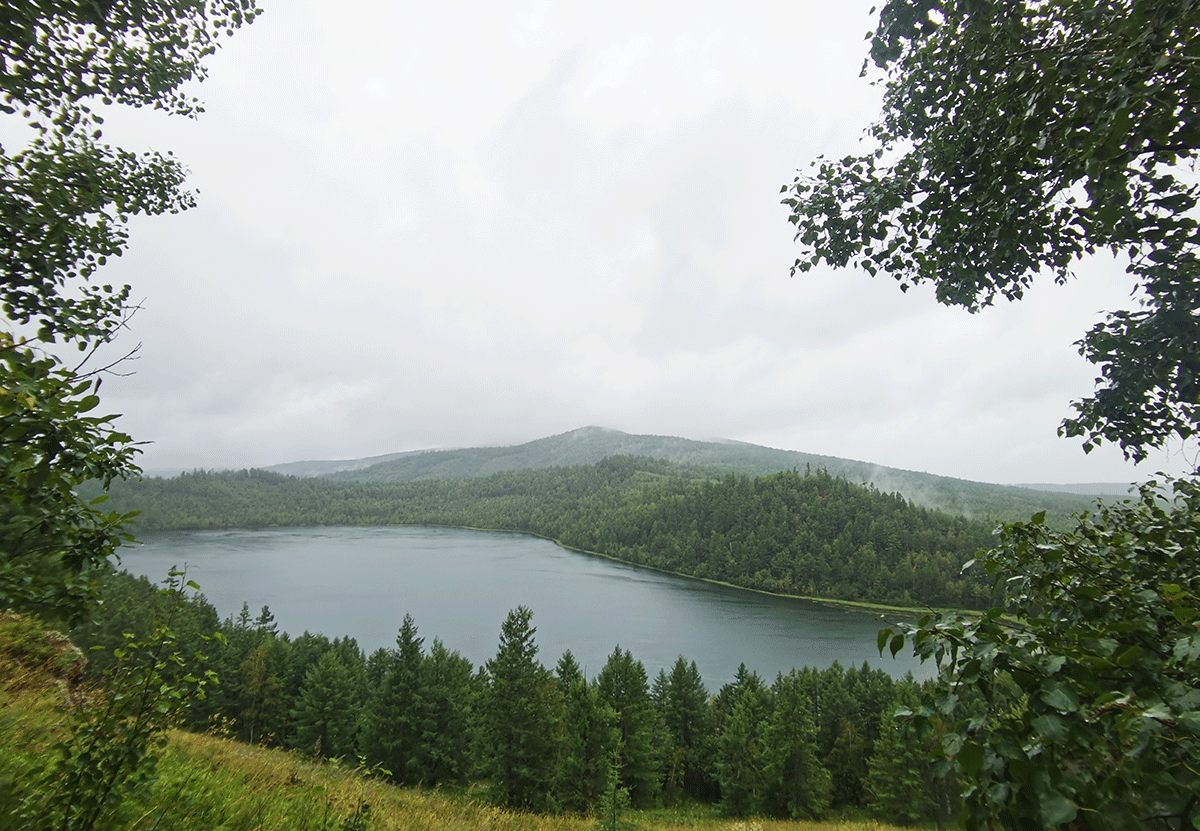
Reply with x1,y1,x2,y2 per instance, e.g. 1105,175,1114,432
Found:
125,524,937,683
425,521,952,621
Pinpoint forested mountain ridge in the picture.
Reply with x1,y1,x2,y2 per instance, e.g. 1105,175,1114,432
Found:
264,426,1111,522
100,459,995,609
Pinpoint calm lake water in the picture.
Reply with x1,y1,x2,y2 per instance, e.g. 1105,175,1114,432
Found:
120,526,932,688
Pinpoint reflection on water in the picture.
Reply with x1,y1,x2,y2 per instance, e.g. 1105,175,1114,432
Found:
121,526,933,688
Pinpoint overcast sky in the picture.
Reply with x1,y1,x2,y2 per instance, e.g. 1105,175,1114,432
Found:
58,1,1193,484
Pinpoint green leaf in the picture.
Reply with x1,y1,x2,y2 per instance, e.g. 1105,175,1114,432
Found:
1114,645,1143,666
1175,711,1200,735
957,741,985,776
1038,791,1077,826
1031,714,1069,743
1040,683,1079,714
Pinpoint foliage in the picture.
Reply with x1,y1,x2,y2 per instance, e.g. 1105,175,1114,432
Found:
101,462,997,609
0,1,261,623
1,0,261,343
782,0,1200,462
10,571,216,831
474,606,563,813
882,478,1200,829
0,334,139,624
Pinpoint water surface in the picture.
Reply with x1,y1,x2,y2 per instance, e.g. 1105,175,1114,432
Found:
121,526,932,687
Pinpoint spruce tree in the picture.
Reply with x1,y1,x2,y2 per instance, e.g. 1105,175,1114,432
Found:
361,613,430,783
475,606,562,812
596,646,664,808
292,650,359,760
421,638,475,785
762,670,830,819
596,748,633,831
555,651,619,813
652,656,714,801
864,687,937,826
239,642,284,746
717,678,771,817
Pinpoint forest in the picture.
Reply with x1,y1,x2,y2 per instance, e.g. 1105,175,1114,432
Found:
96,458,999,609
63,566,960,825
4,1,1198,829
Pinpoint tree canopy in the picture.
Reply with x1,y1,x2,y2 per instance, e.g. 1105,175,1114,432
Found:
886,480,1200,830
795,2,1200,828
0,1,261,622
782,0,1200,462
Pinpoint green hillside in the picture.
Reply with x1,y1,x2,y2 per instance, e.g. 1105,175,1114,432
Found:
268,426,1110,525
100,458,996,609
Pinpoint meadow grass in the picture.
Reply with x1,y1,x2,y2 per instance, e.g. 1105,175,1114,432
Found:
1,613,922,831
2,717,923,831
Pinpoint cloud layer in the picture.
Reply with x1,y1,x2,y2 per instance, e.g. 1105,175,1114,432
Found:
69,1,1190,484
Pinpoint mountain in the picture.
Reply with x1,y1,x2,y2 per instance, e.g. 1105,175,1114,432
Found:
263,450,425,479
1012,482,1137,497
264,426,1107,523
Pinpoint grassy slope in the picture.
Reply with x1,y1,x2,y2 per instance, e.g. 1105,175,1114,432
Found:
1,616,922,831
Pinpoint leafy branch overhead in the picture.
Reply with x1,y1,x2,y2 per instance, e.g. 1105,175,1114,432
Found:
0,0,262,346
0,1,261,624
782,0,1200,462
881,478,1200,830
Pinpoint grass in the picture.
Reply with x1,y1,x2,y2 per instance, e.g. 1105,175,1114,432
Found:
0,613,924,831
2,721,928,831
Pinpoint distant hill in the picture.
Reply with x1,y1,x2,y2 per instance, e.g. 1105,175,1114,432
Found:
264,426,1107,525
264,450,423,479
1012,482,1137,497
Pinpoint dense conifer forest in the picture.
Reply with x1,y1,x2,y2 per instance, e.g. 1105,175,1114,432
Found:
66,568,961,824
97,458,998,609
61,456,997,825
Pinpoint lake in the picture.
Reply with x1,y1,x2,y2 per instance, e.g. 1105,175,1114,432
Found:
119,526,933,688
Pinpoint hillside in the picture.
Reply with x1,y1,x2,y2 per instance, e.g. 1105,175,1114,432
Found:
100,460,994,609
0,612,917,831
266,426,1111,523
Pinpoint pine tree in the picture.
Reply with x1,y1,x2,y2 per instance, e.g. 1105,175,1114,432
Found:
474,606,562,812
596,646,664,808
292,650,359,760
762,670,830,819
555,651,619,813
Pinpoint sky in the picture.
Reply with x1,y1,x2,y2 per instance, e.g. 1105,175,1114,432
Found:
40,0,1196,484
